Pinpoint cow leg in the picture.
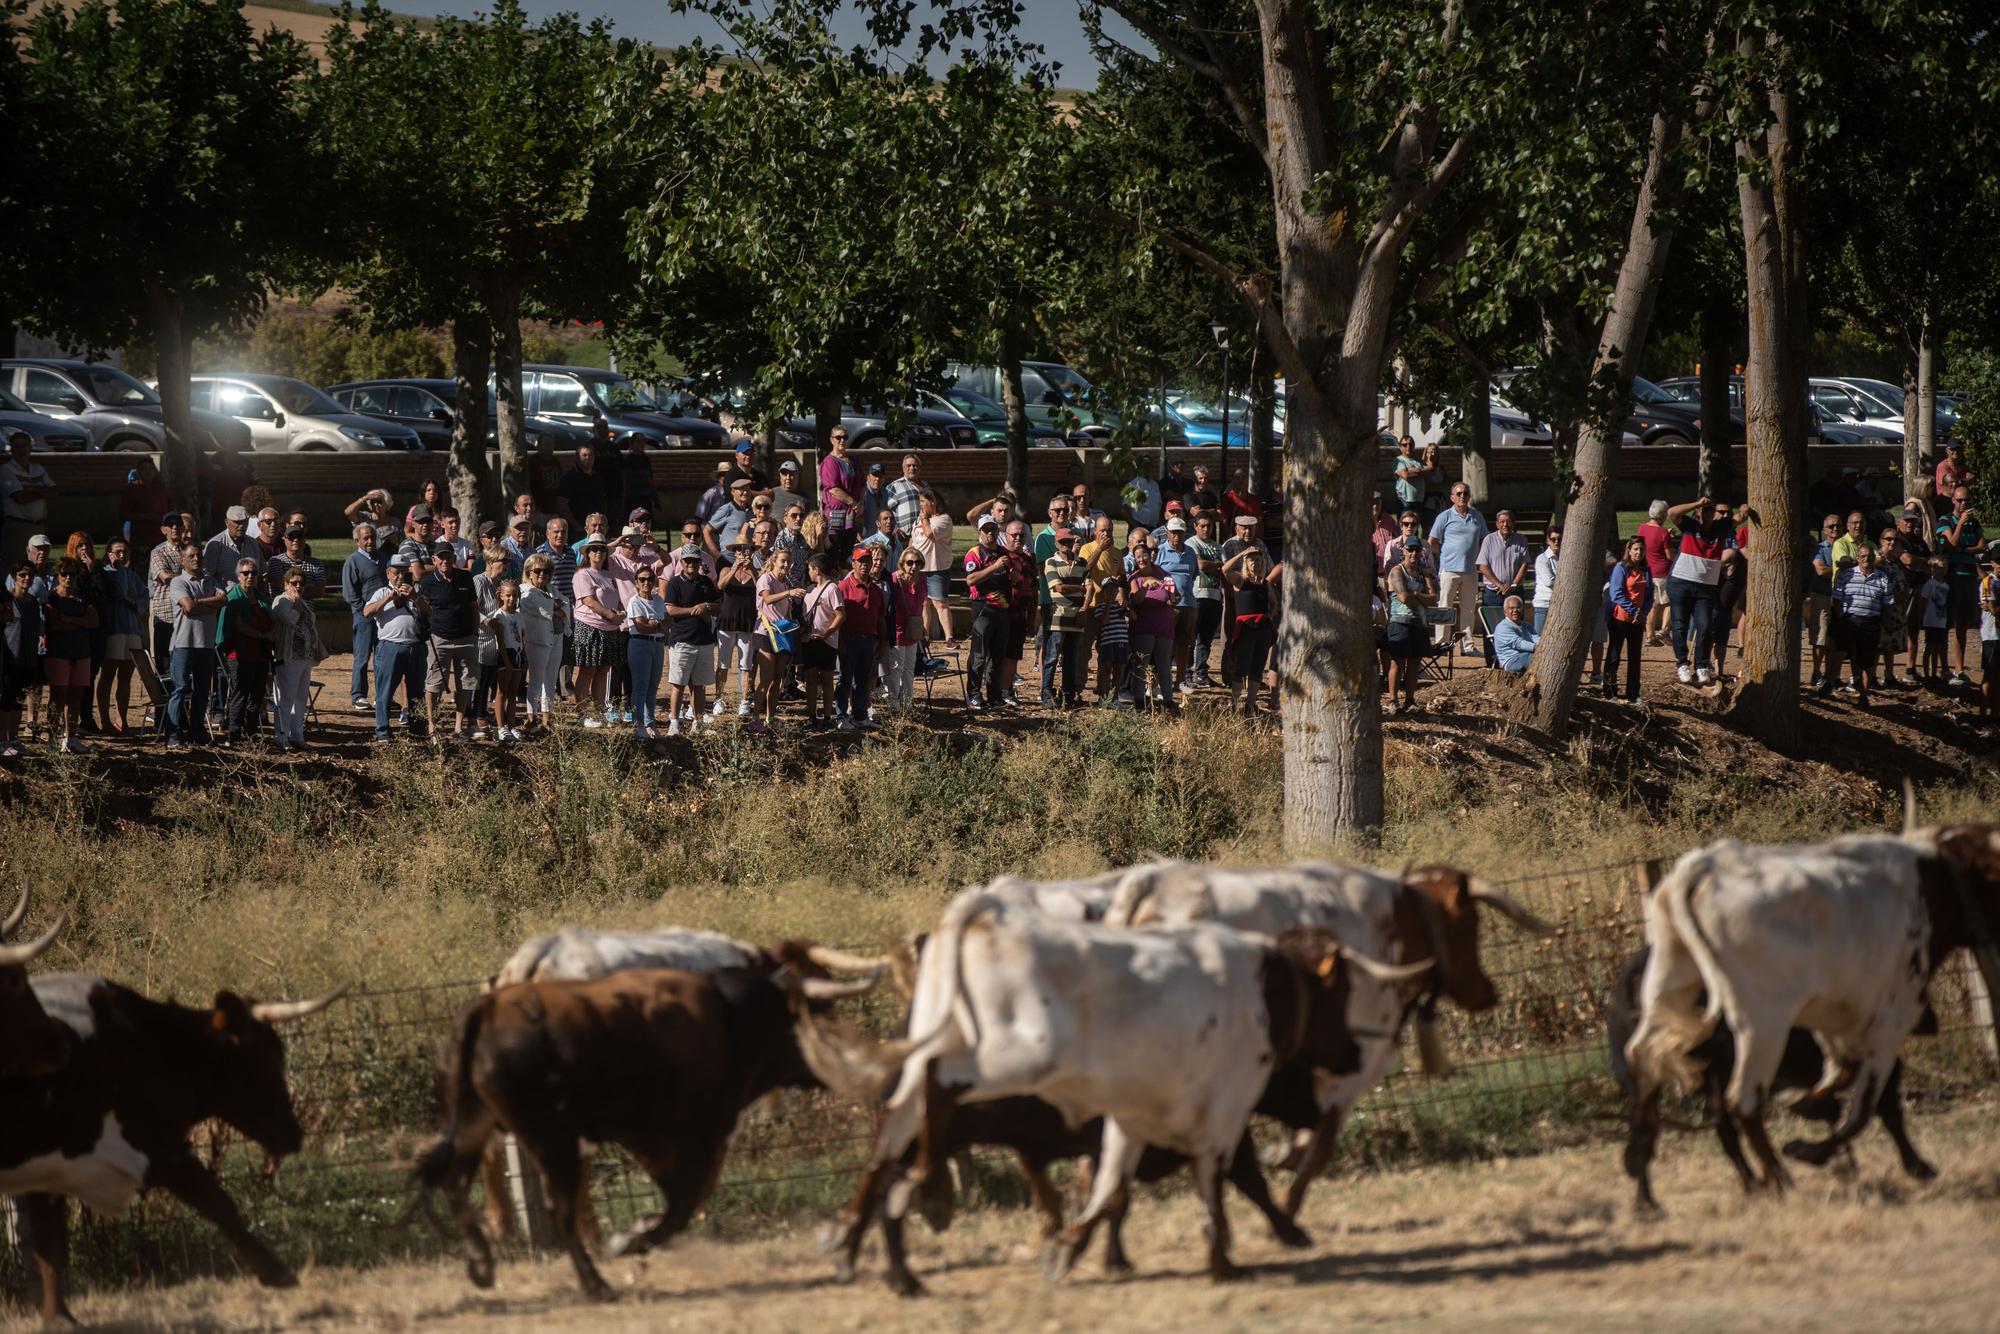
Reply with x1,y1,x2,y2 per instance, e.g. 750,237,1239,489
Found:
1019,1153,1068,1238
1874,1061,1937,1181
1783,1064,1884,1169
1722,1020,1792,1192
479,1137,516,1244
530,1137,614,1301
1099,1181,1135,1275
823,1099,922,1280
1623,1079,1669,1213
19,1193,74,1326
896,1058,961,1212
613,1137,726,1257
1046,1119,1143,1281
877,1200,926,1298
1707,1083,1758,1195
1195,1150,1243,1283
1277,1103,1345,1227
1225,1133,1310,1248
147,1152,296,1289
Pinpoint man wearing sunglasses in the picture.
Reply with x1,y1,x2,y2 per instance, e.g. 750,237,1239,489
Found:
1427,483,1488,654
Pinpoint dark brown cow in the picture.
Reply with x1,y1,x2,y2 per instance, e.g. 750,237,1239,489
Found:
0,890,69,1077
414,964,875,1300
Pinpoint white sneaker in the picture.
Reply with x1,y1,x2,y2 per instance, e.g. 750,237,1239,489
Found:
1676,665,1694,685
582,716,604,729
1696,667,1714,685
667,719,682,737
712,698,727,716
737,699,752,716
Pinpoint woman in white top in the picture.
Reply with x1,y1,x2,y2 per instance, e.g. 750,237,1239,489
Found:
267,567,321,751
908,486,956,647
1531,525,1560,634
517,555,571,731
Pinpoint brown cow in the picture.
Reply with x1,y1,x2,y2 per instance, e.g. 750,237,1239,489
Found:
414,964,876,1300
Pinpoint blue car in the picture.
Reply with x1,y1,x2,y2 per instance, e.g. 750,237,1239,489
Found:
1166,395,1254,447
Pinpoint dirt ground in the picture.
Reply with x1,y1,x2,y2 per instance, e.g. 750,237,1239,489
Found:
11,1101,1996,1332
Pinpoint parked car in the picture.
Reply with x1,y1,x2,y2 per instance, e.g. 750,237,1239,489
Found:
520,365,729,449
0,383,93,452
3,357,254,453
778,400,981,451
924,386,1067,447
945,359,1119,432
183,373,422,451
1831,376,1959,436
1807,378,1905,440
1658,374,1901,444
329,379,591,452
1387,389,1554,448
1164,394,1254,448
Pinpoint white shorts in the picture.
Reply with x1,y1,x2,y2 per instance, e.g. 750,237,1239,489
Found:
668,642,716,687
101,633,144,663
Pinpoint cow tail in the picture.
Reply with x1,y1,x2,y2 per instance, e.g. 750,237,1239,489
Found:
1632,865,1723,1095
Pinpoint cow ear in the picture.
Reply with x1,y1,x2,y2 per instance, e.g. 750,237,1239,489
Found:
211,991,251,1039
1316,951,1338,982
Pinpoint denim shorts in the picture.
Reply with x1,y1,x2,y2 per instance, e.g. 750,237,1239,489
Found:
925,571,950,600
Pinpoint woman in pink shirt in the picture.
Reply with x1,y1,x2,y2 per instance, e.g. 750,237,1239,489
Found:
885,549,928,710
799,552,846,728
819,430,859,563
569,534,625,727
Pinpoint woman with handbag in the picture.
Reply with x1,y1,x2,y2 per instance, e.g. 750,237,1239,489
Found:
752,547,802,733
269,567,323,751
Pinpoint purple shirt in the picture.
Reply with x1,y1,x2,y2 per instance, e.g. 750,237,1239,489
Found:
819,452,857,529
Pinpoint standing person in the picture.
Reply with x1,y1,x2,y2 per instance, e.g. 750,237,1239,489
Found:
1918,556,1951,682
419,543,480,742
64,534,108,734
1032,496,1072,705
1382,537,1436,715
910,486,955,648
344,487,397,531
556,445,610,529
342,521,387,711
1124,539,1179,714
858,461,890,533
147,512,187,720
769,459,808,522
0,433,56,566
1603,536,1653,702
1187,512,1226,687
1873,526,1910,691
486,579,526,742
265,526,327,600
2,561,41,756
1936,486,1986,686
1393,436,1434,518
1825,544,1891,706
1184,464,1220,519
998,520,1038,706
834,546,882,731
94,538,146,734
798,553,845,729
703,478,760,557
1094,573,1131,707
268,567,322,752
1936,440,1975,499
962,516,1010,712
1155,516,1199,691
622,566,668,738
1663,495,1735,686
1222,546,1277,715
164,543,225,749
884,454,924,538
818,428,860,563
662,545,719,737
1473,510,1530,666
569,534,624,729
1807,513,1839,688
518,555,568,732
1427,483,1488,656
751,547,801,733
1981,558,2000,723
1636,500,1675,645
1041,528,1088,707
365,554,431,744
884,549,927,712
470,549,512,738
1081,512,1125,697
713,537,759,717
533,516,577,698
214,560,274,748
694,458,735,524
1530,525,1561,635
1895,501,1933,679
40,559,98,753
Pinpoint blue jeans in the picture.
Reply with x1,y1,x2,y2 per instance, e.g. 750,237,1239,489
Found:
1667,575,1716,669
835,635,877,722
627,636,664,729
167,646,214,743
349,616,376,704
1039,624,1061,698
1533,606,1548,635
373,638,427,738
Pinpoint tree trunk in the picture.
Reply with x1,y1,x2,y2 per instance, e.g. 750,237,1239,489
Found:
1729,37,1810,750
1522,111,1686,738
1279,389,1385,847
999,328,1030,499
1698,296,1735,497
1917,318,1938,469
1460,387,1491,507
448,313,496,535
1248,370,1277,497
144,276,197,515
489,279,528,500
1902,352,1923,500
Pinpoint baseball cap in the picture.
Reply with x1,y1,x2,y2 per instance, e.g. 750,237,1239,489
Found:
431,541,455,559
627,507,651,524
779,459,799,473
508,515,530,529
977,514,999,530
225,505,249,523
1165,517,1187,532
1403,536,1423,549
1947,439,1964,450
733,438,753,454
284,525,307,540
408,503,433,522
388,553,409,568
1165,499,1184,512
851,544,872,561
477,520,500,538
27,534,51,549
160,511,182,528
674,545,705,563
716,459,733,473
868,462,884,474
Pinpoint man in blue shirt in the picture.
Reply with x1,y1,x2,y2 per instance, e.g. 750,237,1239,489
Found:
1492,595,1539,672
340,521,388,710
1427,482,1488,654
1154,517,1201,689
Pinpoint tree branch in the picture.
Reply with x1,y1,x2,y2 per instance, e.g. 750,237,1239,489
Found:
1030,191,1313,389
1365,130,1477,266
1096,0,1268,164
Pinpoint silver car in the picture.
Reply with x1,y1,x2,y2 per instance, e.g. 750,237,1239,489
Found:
186,373,422,451
0,383,93,452
2,358,252,452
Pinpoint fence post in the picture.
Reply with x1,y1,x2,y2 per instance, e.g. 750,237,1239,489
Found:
503,1135,556,1254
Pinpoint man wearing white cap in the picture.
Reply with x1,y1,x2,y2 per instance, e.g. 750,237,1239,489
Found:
204,505,261,584
1155,515,1200,689
662,545,720,734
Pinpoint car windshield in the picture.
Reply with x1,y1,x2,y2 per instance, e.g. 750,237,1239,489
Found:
1845,378,1903,408
81,365,159,406
938,388,1003,419
586,374,663,412
0,385,32,413
250,376,347,415
1630,376,1676,405
1031,364,1093,404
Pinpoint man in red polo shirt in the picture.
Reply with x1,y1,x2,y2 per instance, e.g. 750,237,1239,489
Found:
835,545,883,730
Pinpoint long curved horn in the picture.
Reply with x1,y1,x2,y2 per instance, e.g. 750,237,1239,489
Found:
2,888,28,939
251,981,352,1025
798,969,883,1003
1337,946,1438,985
804,944,890,973
1904,777,1919,835
1469,885,1555,936
0,911,64,968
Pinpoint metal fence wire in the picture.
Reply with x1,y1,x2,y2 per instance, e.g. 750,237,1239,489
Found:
5,856,1996,1299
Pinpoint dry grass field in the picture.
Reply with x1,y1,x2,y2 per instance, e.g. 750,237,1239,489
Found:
11,1100,1997,1332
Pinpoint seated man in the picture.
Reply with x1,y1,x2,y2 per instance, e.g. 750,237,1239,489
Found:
1492,593,1540,672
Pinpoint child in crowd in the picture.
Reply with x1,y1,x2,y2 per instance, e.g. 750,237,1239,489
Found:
489,580,525,742
1920,556,1951,681
1095,575,1130,708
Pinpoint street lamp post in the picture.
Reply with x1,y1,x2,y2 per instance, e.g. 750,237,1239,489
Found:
1210,320,1231,493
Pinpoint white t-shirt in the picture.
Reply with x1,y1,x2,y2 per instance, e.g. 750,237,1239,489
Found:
1532,549,1558,609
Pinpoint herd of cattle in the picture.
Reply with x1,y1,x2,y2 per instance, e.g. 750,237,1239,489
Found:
3,813,1998,1320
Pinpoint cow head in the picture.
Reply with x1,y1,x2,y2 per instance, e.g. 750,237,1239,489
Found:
202,984,350,1160
1269,928,1434,1078
1922,825,2000,963
0,889,70,1078
1393,866,1554,1016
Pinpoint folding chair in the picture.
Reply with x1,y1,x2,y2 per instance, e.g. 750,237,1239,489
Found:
1477,604,1505,668
1415,609,1457,684
918,644,967,725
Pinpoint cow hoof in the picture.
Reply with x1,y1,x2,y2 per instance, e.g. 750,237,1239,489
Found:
257,1266,299,1290
887,1270,926,1299
1041,1240,1079,1282
582,1282,618,1304
1904,1157,1940,1182
1102,1253,1135,1277
830,1253,856,1285
467,1258,495,1290
1210,1260,1248,1284
1273,1219,1312,1250
1781,1138,1834,1167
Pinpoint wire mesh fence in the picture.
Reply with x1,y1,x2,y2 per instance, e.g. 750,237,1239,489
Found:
5,854,1996,1302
